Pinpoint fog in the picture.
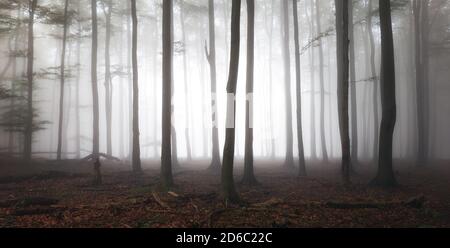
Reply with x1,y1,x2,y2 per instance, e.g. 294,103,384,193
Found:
1,0,450,165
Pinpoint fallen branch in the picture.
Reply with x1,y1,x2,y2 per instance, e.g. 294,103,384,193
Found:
152,192,170,209
0,197,59,208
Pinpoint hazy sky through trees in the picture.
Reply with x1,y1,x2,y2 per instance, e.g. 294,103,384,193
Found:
1,0,450,165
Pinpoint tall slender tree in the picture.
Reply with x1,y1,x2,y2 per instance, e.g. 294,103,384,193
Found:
367,0,379,161
179,0,192,161
103,0,113,156
131,0,141,173
24,0,38,162
281,0,294,168
335,0,351,184
91,0,100,158
221,0,241,204
371,0,397,187
349,0,358,164
57,0,70,161
161,0,174,189
315,0,328,162
205,0,221,171
293,0,306,177
413,0,430,167
242,0,257,185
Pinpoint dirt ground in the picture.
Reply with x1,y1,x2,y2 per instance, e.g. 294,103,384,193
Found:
0,157,449,228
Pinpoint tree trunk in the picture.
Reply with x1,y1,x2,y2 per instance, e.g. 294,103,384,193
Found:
104,0,113,156
57,0,70,161
368,0,379,162
206,0,221,171
221,0,241,204
414,0,430,167
242,0,257,185
307,0,317,160
293,0,306,177
24,0,38,162
281,0,294,168
315,0,328,162
349,0,358,164
161,0,174,190
335,0,351,184
91,0,100,158
131,0,142,173
75,0,81,159
179,0,192,161
371,0,397,187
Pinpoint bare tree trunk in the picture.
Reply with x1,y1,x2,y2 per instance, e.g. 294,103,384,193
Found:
306,0,317,160
293,0,306,177
348,0,358,164
103,0,113,156
75,0,81,159
131,0,141,173
281,0,294,168
413,0,430,167
57,0,70,161
335,0,351,184
205,0,221,171
161,0,174,190
91,0,100,158
242,0,257,185
24,0,38,162
315,0,328,162
371,0,397,187
179,0,192,161
368,0,379,162
221,0,241,204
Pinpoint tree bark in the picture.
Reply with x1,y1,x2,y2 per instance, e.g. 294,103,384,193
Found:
413,0,430,167
221,0,241,204
131,0,142,173
242,0,257,185
368,0,379,162
293,0,306,177
24,0,38,162
179,0,192,161
91,0,100,158
205,0,221,171
161,0,174,189
349,0,358,164
103,0,113,157
335,0,351,184
315,0,328,162
57,0,70,161
371,0,397,187
281,0,294,168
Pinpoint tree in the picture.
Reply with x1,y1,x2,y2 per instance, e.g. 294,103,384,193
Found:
241,0,257,185
161,0,174,189
102,0,113,157
205,0,221,171
413,0,430,167
281,0,294,168
371,0,397,187
91,0,100,158
131,0,141,173
293,0,306,177
24,0,38,162
367,0,379,162
221,0,241,204
56,0,70,161
349,0,358,164
315,0,328,162
335,0,351,184
179,0,192,161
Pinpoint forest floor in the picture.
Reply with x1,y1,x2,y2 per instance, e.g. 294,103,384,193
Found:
0,157,449,228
